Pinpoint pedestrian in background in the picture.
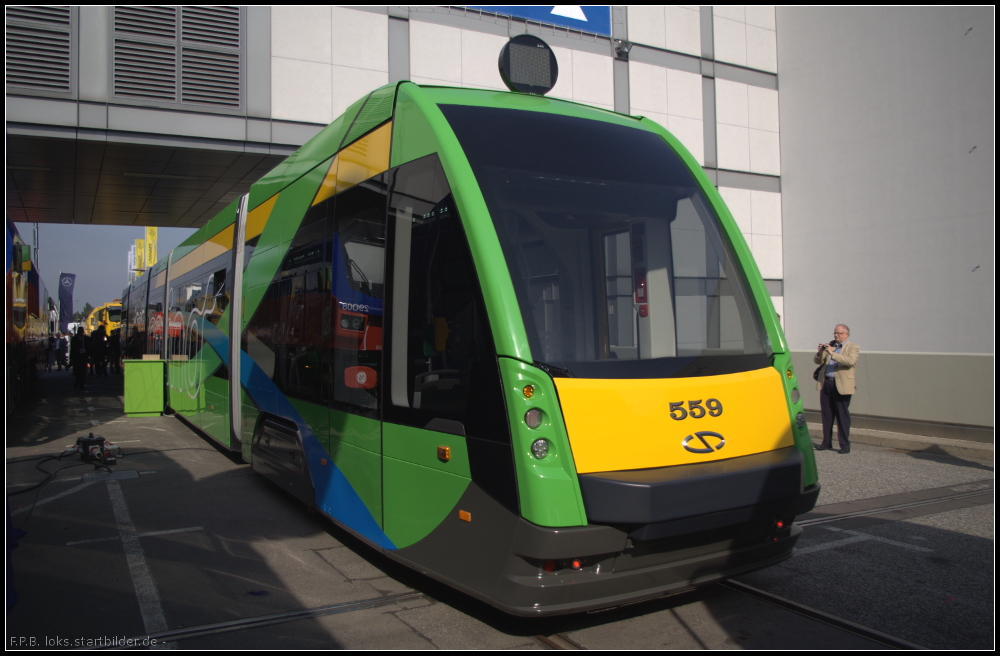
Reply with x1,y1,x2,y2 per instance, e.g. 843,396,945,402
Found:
70,327,90,390
91,324,108,377
814,324,860,454
45,335,55,372
108,329,122,375
55,332,68,371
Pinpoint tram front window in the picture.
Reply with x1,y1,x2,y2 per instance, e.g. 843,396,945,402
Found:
442,105,769,379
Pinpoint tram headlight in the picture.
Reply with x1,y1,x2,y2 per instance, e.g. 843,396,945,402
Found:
795,412,806,429
791,387,800,404
525,408,544,429
530,438,550,459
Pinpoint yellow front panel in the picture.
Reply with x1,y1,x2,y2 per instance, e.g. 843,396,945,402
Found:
554,367,793,474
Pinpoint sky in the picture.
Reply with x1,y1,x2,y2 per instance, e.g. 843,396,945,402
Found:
13,222,196,314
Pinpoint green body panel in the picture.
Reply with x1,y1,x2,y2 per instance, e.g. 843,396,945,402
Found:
240,274,271,332
772,351,818,486
422,85,644,130
498,357,588,527
344,83,396,145
289,398,329,454
390,85,441,168
330,439,384,530
202,376,230,447
177,198,240,250
167,360,199,415
243,241,282,291
393,83,532,362
329,407,380,454
123,360,164,417
382,423,471,480
247,93,369,210
383,450,470,549
242,163,328,322
241,388,258,462
327,409,382,530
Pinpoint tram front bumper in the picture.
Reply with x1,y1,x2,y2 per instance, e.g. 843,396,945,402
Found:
489,482,818,617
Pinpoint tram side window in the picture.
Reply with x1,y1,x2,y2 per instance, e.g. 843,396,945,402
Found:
386,155,507,442
270,220,327,405
145,287,161,357
208,268,228,320
327,176,387,415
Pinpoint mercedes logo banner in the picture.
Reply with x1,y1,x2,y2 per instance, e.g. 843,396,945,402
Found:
58,273,76,332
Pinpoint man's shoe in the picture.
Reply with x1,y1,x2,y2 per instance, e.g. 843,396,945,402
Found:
838,446,851,454
814,444,833,451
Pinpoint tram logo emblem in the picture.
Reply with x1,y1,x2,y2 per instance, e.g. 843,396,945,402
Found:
682,431,726,454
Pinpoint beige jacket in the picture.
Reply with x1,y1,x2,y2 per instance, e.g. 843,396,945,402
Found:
814,341,860,395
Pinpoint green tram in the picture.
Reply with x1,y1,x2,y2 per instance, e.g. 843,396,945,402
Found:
122,40,818,616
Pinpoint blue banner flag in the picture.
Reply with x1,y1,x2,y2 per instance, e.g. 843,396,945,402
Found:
58,273,75,332
468,6,612,37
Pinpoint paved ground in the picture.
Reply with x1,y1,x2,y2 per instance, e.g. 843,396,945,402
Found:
6,368,994,649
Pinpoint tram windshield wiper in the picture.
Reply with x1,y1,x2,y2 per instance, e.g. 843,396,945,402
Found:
534,360,575,378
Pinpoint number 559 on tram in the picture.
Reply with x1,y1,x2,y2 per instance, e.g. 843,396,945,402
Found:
121,35,818,616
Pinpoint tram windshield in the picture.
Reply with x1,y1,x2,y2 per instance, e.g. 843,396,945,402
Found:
441,104,769,378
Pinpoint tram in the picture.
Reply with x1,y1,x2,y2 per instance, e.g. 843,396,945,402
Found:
6,221,53,409
122,36,818,615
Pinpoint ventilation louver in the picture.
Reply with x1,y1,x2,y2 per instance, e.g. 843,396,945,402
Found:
5,6,72,93
113,5,242,110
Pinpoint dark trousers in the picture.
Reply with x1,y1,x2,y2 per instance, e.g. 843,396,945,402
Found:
820,377,852,449
73,357,88,389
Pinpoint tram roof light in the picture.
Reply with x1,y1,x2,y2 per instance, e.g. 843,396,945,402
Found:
498,34,558,96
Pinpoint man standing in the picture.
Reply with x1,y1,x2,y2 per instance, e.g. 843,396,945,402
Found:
814,324,860,454
70,327,90,390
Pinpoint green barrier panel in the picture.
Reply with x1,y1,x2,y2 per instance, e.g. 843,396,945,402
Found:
124,359,165,417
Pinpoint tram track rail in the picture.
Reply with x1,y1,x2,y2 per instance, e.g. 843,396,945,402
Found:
797,485,993,528
720,580,925,650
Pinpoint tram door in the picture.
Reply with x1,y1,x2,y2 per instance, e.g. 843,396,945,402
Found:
382,156,473,552
381,155,516,585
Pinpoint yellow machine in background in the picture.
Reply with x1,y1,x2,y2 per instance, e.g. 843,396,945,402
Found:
84,300,123,334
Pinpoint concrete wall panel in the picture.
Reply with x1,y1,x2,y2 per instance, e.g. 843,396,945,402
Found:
792,351,994,430
272,6,332,64
663,6,701,57
271,58,332,125
777,7,994,354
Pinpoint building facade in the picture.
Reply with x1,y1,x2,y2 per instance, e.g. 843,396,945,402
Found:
5,6,994,437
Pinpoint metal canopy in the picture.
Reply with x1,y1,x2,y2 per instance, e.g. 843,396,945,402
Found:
6,134,286,228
